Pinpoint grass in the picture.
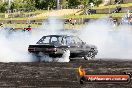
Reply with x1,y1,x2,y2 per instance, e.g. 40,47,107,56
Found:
3,23,41,29
3,23,84,29
93,3,132,9
0,13,125,21
31,16,48,20
0,18,27,20
64,24,84,29
0,16,47,20
64,13,125,19
0,10,47,15
0,10,48,20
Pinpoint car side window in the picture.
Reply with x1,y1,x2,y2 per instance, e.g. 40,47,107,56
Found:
63,38,67,45
43,37,50,43
50,37,58,44
37,37,50,44
66,37,75,45
73,37,82,44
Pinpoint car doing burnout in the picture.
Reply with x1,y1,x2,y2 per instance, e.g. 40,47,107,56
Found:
28,35,98,60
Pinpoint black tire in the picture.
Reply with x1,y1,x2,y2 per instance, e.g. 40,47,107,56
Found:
84,51,95,60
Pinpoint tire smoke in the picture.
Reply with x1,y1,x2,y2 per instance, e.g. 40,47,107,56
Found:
0,17,70,62
78,18,132,60
0,16,132,62
40,50,70,62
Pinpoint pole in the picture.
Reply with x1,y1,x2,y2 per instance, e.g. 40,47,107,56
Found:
8,0,11,10
109,0,111,15
57,0,60,10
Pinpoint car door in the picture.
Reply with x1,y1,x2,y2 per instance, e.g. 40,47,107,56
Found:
66,36,82,55
72,36,85,54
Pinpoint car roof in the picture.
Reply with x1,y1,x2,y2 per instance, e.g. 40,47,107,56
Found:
43,35,75,37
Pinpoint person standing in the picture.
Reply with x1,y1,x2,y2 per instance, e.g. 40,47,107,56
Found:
24,25,32,31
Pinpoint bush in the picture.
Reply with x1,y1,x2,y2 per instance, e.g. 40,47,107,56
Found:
0,2,8,13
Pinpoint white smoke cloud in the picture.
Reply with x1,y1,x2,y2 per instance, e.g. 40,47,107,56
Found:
0,30,34,62
0,16,132,62
78,18,132,60
101,25,132,59
40,50,70,62
0,16,70,62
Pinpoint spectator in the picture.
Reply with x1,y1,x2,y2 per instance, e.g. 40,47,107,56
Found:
90,3,94,8
0,23,3,28
69,18,72,22
24,25,32,31
71,19,75,25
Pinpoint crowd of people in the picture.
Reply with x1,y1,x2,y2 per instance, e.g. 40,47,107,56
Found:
122,10,132,25
0,23,32,31
65,18,77,25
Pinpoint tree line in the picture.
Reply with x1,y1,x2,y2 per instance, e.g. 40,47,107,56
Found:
0,0,102,13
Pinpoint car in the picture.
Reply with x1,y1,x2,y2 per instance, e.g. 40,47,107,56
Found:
28,35,98,60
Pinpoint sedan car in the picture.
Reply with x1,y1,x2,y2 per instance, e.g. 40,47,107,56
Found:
28,35,98,60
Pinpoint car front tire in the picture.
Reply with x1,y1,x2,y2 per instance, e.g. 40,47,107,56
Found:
84,51,95,60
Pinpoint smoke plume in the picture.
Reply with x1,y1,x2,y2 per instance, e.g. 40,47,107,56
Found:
0,16,132,62
79,18,132,60
0,17,70,62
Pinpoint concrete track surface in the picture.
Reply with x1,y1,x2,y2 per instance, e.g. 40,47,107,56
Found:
0,59,132,88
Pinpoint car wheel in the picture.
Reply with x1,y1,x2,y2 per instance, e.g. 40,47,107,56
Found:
84,51,95,60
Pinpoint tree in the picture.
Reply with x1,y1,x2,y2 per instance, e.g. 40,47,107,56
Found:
60,0,68,9
0,2,8,12
93,0,102,7
0,0,102,12
80,0,89,14
81,0,89,8
35,0,57,10
35,0,47,9
48,0,57,9
9,0,36,12
23,0,36,11
68,0,81,8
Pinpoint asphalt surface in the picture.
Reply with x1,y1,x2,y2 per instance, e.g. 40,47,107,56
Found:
0,59,132,88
